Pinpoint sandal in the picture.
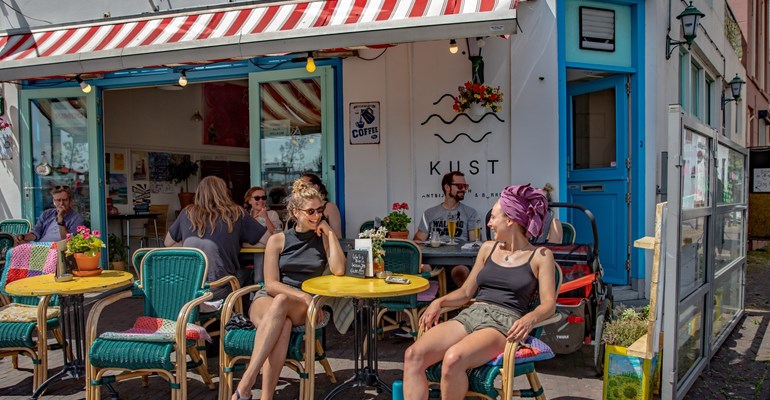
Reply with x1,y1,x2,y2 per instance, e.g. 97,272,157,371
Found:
232,389,252,400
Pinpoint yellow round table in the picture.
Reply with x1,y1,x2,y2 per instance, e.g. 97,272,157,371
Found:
239,247,265,254
5,270,133,398
302,274,428,399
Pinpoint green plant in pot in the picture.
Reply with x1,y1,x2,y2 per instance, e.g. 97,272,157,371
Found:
107,233,128,271
168,156,199,209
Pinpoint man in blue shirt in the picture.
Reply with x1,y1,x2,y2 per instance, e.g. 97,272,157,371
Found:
14,185,84,244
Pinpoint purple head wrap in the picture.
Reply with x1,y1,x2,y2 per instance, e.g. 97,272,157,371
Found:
499,184,548,238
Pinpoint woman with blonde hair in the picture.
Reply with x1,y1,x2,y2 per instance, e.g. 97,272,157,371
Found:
300,173,342,237
244,186,283,246
165,176,265,295
232,179,346,400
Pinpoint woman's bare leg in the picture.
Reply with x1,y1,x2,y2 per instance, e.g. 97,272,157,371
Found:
403,320,467,400
439,328,507,400
234,293,309,399
259,319,292,400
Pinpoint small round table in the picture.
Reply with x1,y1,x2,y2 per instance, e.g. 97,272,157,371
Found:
302,275,428,399
5,270,134,399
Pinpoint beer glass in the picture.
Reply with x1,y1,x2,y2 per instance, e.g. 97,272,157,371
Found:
446,214,458,245
473,218,483,244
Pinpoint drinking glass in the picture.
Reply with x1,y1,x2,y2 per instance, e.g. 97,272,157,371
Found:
473,218,483,245
446,214,458,245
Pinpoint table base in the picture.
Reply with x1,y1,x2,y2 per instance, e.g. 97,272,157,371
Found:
322,298,392,400
31,294,86,399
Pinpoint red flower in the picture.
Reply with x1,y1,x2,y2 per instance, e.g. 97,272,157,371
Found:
400,202,408,210
392,202,401,210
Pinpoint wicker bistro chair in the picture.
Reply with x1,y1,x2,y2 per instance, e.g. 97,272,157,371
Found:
560,222,576,245
375,239,446,339
218,283,336,400
0,233,15,305
86,248,216,400
0,242,65,393
0,218,32,235
424,262,563,400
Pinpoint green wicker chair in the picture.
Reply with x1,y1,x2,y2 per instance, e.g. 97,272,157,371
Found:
0,219,32,235
424,262,563,400
218,283,336,400
0,242,64,393
561,222,576,245
359,220,375,233
86,248,216,400
375,239,446,339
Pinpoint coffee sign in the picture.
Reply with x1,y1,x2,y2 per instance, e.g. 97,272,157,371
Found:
350,102,380,144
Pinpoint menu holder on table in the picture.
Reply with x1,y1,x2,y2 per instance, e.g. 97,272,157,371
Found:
354,239,374,277
55,239,76,282
346,250,369,278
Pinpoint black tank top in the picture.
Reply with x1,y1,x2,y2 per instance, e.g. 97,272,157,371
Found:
278,228,327,288
474,243,539,317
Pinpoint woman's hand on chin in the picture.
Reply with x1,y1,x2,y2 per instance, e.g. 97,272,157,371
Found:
315,220,334,237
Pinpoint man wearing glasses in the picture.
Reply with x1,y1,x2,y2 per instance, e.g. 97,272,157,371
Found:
414,171,479,287
14,185,84,245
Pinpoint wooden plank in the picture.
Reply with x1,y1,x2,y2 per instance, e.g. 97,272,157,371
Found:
633,236,656,250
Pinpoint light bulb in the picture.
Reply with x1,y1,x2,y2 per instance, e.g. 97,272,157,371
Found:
476,37,485,48
306,56,316,73
178,71,188,87
449,39,458,54
76,76,92,93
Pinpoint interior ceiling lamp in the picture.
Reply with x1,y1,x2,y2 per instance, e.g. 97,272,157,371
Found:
721,74,746,108
178,70,188,87
476,37,485,48
305,52,316,73
665,1,705,59
75,75,92,94
449,39,459,54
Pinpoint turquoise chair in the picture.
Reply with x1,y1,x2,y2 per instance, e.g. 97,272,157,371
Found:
359,220,375,233
424,262,563,400
561,222,576,245
218,283,336,400
0,242,64,393
375,239,446,339
86,248,215,400
0,219,31,235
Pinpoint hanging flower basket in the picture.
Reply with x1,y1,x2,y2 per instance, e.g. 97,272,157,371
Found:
452,81,503,114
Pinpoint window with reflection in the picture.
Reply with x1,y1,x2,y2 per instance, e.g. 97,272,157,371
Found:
714,210,745,272
716,145,745,205
679,217,706,297
677,299,704,382
712,267,742,343
681,130,710,209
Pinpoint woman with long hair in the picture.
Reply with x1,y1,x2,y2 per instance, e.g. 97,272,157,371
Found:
300,173,342,237
402,184,556,399
232,179,346,400
165,176,265,295
244,186,283,246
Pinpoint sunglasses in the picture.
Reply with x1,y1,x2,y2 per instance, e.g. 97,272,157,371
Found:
54,185,71,190
300,204,327,216
450,183,469,190
252,195,268,201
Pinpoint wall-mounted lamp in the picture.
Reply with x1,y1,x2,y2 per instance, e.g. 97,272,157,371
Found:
305,52,316,73
476,37,485,48
721,74,746,108
190,110,203,122
75,75,92,94
665,2,705,59
178,70,188,87
449,39,458,54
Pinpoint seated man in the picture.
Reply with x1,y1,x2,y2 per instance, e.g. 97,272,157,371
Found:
14,185,84,245
414,171,479,287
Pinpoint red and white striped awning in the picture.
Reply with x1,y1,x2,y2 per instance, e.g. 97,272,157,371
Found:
0,0,519,80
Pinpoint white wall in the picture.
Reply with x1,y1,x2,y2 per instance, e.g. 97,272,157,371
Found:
342,1,559,238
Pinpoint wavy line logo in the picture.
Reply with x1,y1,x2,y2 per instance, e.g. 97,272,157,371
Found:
433,132,493,144
420,112,505,125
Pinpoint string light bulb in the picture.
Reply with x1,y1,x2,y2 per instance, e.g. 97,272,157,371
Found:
178,70,188,87
476,37,485,48
449,39,458,54
305,52,316,73
75,75,92,94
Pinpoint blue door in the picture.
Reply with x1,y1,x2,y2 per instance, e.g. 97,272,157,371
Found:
566,75,630,285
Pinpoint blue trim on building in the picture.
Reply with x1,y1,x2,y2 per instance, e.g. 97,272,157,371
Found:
557,0,567,212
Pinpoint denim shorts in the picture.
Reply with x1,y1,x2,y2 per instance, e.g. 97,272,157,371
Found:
452,302,520,336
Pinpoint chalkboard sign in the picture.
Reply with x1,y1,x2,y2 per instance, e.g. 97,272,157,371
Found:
346,249,369,278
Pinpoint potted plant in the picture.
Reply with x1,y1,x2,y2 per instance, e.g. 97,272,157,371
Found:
168,156,199,209
66,226,106,275
452,81,503,116
107,233,128,271
602,306,659,400
383,202,412,239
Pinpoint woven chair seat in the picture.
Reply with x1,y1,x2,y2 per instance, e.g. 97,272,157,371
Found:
0,318,59,348
89,337,197,371
425,362,537,399
224,311,329,360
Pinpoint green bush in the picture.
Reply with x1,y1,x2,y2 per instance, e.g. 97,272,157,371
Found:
602,306,649,347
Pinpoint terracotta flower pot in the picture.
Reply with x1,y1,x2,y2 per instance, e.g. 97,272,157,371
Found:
388,230,410,239
73,251,101,271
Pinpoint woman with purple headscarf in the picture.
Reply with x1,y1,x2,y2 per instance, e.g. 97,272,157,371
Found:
403,184,556,400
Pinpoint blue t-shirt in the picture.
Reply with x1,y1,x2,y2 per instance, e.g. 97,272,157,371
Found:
32,208,84,242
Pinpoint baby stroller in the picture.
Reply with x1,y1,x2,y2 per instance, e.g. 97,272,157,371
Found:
536,202,613,375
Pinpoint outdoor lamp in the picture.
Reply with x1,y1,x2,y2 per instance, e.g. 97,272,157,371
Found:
178,70,188,87
449,39,458,54
75,75,92,94
665,2,705,59
305,52,316,73
722,74,746,108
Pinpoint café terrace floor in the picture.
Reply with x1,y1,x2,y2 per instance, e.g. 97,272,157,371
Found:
0,294,603,400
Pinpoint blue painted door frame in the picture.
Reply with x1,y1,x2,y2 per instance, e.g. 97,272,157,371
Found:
567,75,630,285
